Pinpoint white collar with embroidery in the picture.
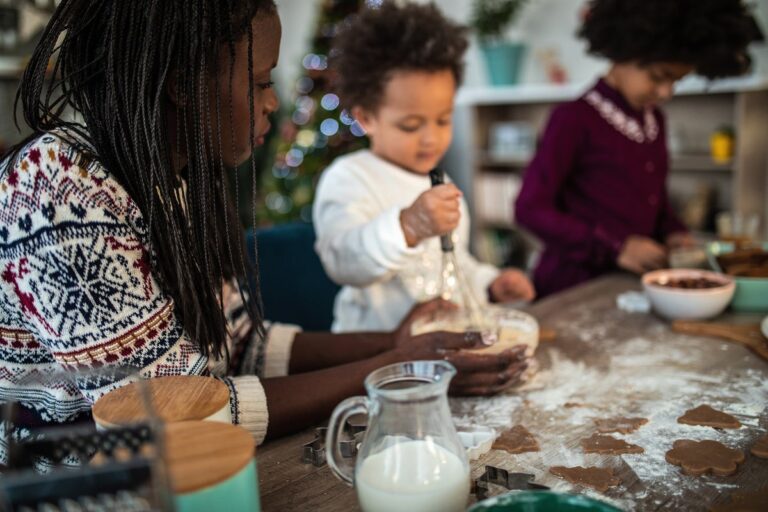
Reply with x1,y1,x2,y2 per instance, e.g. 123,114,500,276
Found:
585,89,659,144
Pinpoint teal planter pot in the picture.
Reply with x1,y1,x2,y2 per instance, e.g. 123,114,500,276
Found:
481,41,526,85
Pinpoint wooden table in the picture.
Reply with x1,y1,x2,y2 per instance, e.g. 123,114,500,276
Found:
257,274,768,511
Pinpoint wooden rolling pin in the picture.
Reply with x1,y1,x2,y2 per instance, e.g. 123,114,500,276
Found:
671,320,768,362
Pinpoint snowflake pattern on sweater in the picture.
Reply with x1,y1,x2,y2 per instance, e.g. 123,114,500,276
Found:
0,133,291,443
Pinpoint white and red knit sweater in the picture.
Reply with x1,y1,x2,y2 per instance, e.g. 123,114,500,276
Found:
0,132,299,448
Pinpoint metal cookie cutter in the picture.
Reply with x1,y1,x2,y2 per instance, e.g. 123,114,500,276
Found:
301,420,365,467
473,465,550,499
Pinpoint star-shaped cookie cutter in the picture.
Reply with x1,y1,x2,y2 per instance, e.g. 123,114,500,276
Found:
301,419,365,467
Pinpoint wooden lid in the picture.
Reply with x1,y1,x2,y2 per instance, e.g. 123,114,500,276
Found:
164,421,255,494
93,376,229,427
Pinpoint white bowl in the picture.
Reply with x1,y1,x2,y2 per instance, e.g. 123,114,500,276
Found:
642,269,735,320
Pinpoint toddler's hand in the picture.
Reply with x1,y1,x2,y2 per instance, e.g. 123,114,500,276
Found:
399,184,461,247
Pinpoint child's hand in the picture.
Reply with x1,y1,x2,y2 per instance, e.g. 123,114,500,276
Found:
489,269,535,303
617,235,668,274
399,184,461,247
666,231,695,249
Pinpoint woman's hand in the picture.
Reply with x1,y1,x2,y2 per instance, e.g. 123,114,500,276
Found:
390,298,530,396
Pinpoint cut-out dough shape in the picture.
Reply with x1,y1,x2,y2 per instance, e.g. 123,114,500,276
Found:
493,425,540,454
665,439,744,476
549,466,621,492
750,434,768,459
581,433,644,455
677,405,740,429
594,417,648,434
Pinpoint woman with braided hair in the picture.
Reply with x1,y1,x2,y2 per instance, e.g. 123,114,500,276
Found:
0,0,529,458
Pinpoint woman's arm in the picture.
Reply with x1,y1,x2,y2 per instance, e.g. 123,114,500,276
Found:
264,325,529,440
287,299,448,373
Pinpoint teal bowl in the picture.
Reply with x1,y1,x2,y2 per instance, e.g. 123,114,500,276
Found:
707,242,768,313
469,491,622,512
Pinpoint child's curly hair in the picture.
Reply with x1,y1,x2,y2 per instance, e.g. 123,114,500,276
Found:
330,1,468,112
579,0,763,79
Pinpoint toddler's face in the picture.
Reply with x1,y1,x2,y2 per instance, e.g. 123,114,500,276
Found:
355,69,455,174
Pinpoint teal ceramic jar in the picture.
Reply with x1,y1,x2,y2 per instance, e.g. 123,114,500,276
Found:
165,421,260,512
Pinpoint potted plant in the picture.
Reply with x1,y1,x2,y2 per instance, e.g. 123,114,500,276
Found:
470,0,528,85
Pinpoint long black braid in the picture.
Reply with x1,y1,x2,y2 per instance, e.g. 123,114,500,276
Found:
7,0,275,358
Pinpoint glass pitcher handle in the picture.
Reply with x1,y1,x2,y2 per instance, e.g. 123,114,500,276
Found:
325,396,369,485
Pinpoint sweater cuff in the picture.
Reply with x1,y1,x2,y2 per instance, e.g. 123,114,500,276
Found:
263,323,301,378
361,206,423,270
223,376,269,445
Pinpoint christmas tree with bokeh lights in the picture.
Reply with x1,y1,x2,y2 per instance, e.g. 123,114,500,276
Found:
256,0,373,225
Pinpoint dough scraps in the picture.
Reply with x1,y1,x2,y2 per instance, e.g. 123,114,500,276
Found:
549,466,621,492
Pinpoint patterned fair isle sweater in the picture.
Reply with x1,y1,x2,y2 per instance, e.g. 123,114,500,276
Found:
0,132,299,457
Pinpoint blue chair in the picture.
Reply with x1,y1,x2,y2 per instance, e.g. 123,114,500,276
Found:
245,222,340,331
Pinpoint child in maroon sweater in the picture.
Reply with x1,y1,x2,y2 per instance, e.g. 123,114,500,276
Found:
515,0,761,297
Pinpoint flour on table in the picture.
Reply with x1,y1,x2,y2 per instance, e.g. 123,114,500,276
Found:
451,301,768,511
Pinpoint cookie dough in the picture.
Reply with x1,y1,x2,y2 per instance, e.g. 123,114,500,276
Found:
750,434,768,459
549,466,621,492
581,433,644,455
665,439,744,476
594,417,648,434
677,405,741,429
492,425,540,454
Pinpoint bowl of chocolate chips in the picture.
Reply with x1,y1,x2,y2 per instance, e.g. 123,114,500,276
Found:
642,269,735,320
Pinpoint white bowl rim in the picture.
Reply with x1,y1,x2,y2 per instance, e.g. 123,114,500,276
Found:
642,269,735,294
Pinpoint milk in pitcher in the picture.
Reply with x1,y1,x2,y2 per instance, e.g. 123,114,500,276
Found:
355,439,470,512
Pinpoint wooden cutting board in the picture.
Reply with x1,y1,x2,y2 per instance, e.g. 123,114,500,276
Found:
672,320,768,362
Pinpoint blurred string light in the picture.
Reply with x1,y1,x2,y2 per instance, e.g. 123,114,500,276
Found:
320,93,340,111
296,77,314,94
285,148,305,167
296,129,318,148
302,53,328,71
339,109,355,126
295,96,315,111
272,164,291,179
320,118,340,137
266,192,293,214
292,110,311,125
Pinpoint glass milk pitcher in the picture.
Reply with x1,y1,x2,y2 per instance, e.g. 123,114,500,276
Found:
326,361,470,512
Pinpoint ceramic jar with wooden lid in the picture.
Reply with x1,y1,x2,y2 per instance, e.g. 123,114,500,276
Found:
164,421,260,512
93,375,231,429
